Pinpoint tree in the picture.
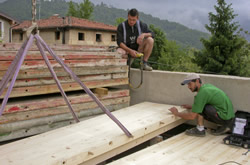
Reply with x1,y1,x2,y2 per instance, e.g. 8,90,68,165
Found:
194,0,248,76
67,1,78,17
67,0,93,19
79,0,93,19
133,25,200,72
115,17,125,26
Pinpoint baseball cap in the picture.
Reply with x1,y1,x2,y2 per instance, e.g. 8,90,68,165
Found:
181,73,200,85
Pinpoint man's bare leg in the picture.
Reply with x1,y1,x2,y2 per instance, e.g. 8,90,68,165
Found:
197,114,204,126
138,37,154,62
138,37,154,71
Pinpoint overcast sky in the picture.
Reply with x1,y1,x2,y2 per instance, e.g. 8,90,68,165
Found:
88,0,250,33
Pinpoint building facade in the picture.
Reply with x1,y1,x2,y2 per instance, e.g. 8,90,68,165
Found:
0,12,18,43
12,15,117,46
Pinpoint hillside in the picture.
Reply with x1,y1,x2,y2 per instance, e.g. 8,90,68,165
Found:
0,0,210,49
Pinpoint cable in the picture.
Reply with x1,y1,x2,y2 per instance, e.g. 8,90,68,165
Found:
218,161,242,165
132,58,230,75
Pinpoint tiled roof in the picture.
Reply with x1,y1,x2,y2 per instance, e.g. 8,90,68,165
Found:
12,15,116,32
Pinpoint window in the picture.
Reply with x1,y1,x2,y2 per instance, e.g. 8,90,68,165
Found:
55,31,60,40
96,34,102,42
19,32,23,41
78,32,85,41
111,34,116,41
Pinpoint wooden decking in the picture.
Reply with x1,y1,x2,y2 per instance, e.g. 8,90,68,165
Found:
0,102,186,165
109,132,250,165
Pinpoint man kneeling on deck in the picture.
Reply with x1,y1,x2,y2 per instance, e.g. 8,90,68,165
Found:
169,73,235,137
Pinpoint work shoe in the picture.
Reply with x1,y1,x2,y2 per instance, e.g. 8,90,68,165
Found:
185,127,206,137
211,125,231,136
143,63,153,71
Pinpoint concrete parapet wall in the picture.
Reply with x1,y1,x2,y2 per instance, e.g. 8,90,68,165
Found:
130,69,250,113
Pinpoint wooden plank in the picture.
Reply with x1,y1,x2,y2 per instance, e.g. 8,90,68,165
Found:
3,89,129,114
0,43,110,51
0,59,126,70
108,133,250,165
0,97,130,124
0,66,128,79
94,88,108,96
82,119,185,165
0,103,129,142
0,51,121,61
0,102,187,165
9,73,128,87
9,74,112,87
0,78,128,98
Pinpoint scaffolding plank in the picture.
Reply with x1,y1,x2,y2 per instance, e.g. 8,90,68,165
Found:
0,102,186,165
0,59,126,70
0,97,130,124
0,51,121,60
2,89,129,115
0,66,128,79
0,78,128,98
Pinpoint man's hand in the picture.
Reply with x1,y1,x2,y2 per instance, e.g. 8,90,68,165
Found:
169,107,179,116
128,49,139,58
181,104,192,109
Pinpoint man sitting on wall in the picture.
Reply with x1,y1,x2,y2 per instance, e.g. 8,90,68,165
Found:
116,8,154,71
169,73,235,137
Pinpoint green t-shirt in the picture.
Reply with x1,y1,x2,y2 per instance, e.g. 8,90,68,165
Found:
192,84,235,120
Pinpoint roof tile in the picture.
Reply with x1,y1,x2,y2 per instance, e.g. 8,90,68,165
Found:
12,15,116,31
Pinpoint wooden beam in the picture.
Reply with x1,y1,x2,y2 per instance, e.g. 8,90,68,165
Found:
0,78,128,98
94,88,109,96
0,102,187,165
0,59,127,70
0,97,130,124
0,51,121,60
3,89,129,114
0,66,128,79
0,43,109,51
108,133,250,165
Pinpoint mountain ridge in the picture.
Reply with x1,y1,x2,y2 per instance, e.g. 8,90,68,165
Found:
0,0,210,49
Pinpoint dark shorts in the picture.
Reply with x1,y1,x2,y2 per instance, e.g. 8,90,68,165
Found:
201,105,233,126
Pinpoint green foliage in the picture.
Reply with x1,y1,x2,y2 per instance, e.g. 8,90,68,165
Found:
67,1,78,17
132,25,201,72
236,40,250,77
79,0,93,19
157,40,200,72
115,17,125,26
194,0,249,77
67,0,93,19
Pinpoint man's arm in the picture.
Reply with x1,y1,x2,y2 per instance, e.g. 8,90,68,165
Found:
169,107,198,120
119,42,138,57
137,32,153,45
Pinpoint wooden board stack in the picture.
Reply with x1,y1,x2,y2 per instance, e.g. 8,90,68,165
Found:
0,43,129,142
